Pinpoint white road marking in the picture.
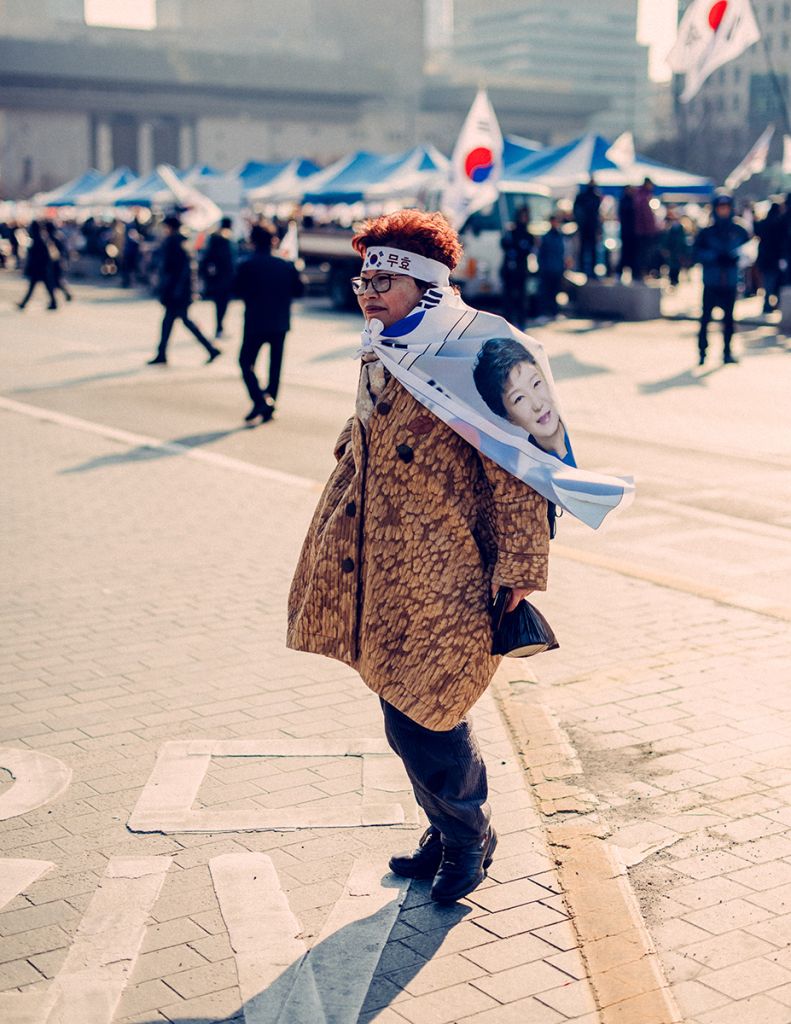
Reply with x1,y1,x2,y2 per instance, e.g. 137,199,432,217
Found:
0,396,321,491
0,859,55,909
0,748,72,821
0,856,171,1024
293,860,409,1023
210,851,320,1024
210,852,409,1024
128,739,416,834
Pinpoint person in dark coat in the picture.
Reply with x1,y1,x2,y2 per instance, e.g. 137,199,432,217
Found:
573,177,602,278
617,185,638,281
17,221,58,310
755,202,784,313
42,222,73,303
537,213,566,317
499,205,533,329
147,215,220,366
232,223,304,422
692,195,750,366
199,216,236,338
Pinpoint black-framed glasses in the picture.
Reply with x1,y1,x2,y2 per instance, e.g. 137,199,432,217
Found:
350,273,398,296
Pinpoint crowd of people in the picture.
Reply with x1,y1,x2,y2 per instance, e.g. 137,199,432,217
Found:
498,178,791,346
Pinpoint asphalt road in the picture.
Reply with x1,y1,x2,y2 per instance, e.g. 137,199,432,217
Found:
4,274,791,618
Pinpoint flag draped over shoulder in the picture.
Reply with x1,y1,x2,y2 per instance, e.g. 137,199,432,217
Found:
441,89,504,230
359,287,634,530
725,125,775,190
667,0,761,103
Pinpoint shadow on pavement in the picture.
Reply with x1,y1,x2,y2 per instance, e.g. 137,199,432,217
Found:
12,367,144,393
639,365,720,394
129,887,469,1023
60,429,246,474
546,350,609,382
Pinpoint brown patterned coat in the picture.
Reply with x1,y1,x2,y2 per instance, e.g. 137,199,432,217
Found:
287,374,550,730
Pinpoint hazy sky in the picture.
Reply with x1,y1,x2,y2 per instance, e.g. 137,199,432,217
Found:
84,0,680,83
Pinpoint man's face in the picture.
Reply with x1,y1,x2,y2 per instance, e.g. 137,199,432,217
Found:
503,360,560,441
357,272,423,329
715,203,732,219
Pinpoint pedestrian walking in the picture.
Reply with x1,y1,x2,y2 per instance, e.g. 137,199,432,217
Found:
499,206,533,329
17,221,58,311
633,177,660,280
755,201,784,314
147,215,220,366
572,177,601,278
692,194,750,366
537,213,566,318
42,222,73,303
287,209,551,905
232,223,303,422
199,216,236,339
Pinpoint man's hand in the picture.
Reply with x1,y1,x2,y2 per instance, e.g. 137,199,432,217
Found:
491,584,535,612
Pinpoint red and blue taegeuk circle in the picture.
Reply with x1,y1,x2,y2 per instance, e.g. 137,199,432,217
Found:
464,147,495,183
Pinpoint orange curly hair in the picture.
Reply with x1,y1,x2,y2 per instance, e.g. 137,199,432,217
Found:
351,209,464,271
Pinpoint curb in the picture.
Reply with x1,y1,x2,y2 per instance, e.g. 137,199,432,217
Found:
492,669,684,1024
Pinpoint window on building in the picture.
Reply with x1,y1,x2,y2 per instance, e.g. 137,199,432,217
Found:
785,1,791,17
22,157,33,186
784,33,790,50
733,95,740,111
767,3,775,21
734,67,741,83
84,0,156,29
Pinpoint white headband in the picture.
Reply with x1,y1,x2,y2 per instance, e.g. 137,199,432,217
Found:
361,247,451,287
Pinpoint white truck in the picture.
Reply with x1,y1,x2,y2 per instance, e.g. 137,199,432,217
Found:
297,185,554,309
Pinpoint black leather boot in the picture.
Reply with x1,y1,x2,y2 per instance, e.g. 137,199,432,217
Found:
430,827,497,904
388,826,443,879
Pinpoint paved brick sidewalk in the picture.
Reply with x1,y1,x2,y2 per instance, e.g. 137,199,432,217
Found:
524,554,791,1024
1,406,600,1023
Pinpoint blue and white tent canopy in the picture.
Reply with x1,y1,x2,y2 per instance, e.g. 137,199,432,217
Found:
75,167,137,207
244,158,322,203
504,133,713,198
299,146,448,206
111,166,183,207
33,169,105,207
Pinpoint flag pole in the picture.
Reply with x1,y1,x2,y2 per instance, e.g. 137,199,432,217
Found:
759,31,791,136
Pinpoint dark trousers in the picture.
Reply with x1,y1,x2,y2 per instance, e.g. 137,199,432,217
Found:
578,231,598,277
539,271,563,316
239,325,286,404
699,285,736,358
501,277,527,330
157,304,214,359
381,699,490,848
19,278,57,309
213,292,231,336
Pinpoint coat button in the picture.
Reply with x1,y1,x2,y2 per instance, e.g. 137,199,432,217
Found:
341,557,355,573
376,401,391,415
345,501,356,517
396,443,414,463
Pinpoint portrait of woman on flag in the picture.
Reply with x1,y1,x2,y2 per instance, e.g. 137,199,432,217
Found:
472,337,575,467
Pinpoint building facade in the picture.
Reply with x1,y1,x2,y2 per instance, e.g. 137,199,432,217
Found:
446,0,651,144
673,0,791,180
0,0,425,196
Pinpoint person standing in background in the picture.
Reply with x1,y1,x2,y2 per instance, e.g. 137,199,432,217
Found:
617,185,638,281
199,216,236,339
537,213,566,319
755,202,784,314
693,195,750,366
633,177,660,280
499,206,533,329
147,215,220,366
233,223,304,423
572,177,602,278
